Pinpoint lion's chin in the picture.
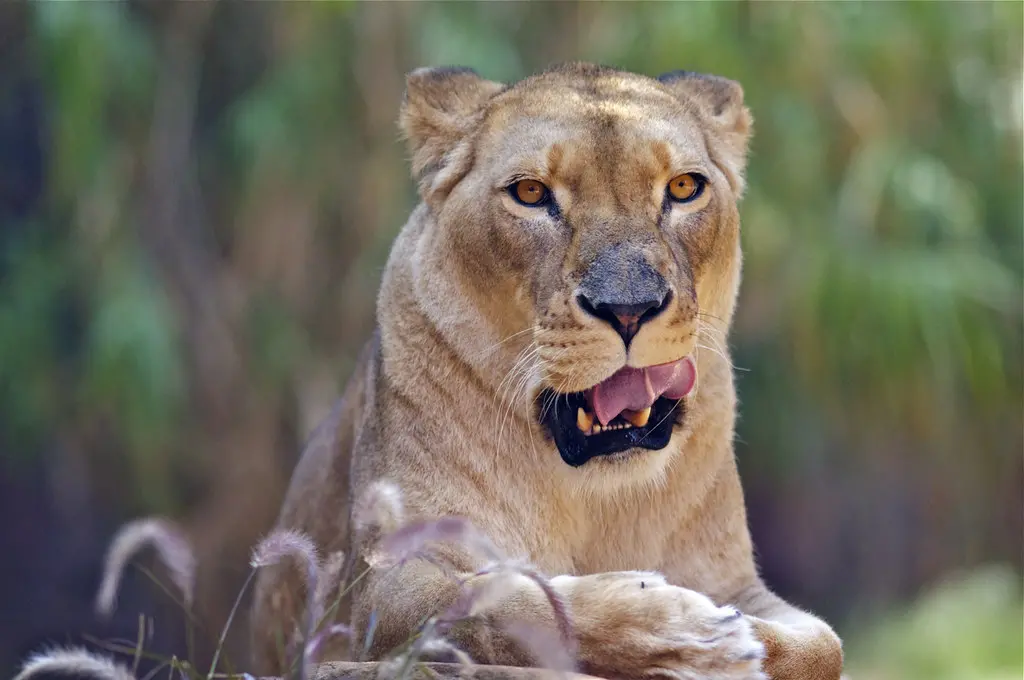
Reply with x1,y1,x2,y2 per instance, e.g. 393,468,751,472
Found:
537,390,685,467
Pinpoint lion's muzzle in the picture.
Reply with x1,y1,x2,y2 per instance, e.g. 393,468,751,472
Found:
575,242,672,347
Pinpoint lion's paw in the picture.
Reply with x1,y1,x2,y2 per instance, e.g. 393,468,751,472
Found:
554,571,765,680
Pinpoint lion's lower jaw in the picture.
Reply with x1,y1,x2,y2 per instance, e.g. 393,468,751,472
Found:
556,431,688,497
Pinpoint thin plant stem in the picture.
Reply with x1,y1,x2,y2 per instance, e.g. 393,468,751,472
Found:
207,567,257,680
132,614,146,676
141,659,172,680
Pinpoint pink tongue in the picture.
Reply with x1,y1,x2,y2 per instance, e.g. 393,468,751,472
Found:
587,357,697,426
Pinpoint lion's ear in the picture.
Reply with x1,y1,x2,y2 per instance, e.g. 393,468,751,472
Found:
400,67,504,190
657,70,753,194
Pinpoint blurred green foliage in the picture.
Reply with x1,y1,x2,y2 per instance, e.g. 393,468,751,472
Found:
0,1,1020,670
4,0,1020,483
845,565,1023,680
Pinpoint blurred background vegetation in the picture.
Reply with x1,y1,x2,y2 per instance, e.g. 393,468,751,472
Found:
0,2,1020,678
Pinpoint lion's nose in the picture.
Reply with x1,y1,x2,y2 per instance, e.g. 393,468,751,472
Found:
577,291,672,346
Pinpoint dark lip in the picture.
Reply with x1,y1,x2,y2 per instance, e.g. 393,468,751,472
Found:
536,390,684,467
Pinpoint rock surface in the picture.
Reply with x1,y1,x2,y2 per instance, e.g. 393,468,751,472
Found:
310,661,604,680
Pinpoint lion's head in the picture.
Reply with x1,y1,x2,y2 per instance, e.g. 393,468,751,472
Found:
394,62,752,473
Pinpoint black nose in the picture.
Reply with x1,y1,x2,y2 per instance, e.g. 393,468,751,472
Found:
577,290,672,346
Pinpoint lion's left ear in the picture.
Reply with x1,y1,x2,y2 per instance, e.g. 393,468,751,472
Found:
657,70,753,195
400,67,504,195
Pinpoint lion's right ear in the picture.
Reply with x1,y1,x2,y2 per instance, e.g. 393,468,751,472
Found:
399,67,504,190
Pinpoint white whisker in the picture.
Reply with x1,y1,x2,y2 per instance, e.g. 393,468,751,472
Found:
636,398,684,446
494,344,546,456
696,319,749,372
472,326,537,361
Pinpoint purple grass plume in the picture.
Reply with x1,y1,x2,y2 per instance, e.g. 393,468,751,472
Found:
437,564,577,672
476,562,575,659
302,551,349,670
250,530,353,679
399,635,474,670
502,621,576,672
251,529,324,679
303,623,354,668
14,647,137,680
379,516,503,569
418,638,474,666
95,518,196,618
310,550,346,634
353,480,405,537
368,502,579,674
251,528,321,572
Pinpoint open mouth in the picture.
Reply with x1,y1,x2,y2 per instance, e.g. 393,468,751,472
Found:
538,356,697,467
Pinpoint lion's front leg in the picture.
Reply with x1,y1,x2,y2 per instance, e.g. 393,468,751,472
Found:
359,563,766,679
549,572,765,680
730,583,843,680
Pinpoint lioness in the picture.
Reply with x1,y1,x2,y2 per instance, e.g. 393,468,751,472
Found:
251,63,843,680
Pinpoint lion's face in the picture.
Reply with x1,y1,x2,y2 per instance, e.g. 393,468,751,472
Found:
400,64,752,470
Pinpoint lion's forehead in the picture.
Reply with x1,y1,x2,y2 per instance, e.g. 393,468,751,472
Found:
477,86,710,189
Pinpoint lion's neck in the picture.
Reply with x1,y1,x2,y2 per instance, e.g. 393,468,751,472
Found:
381,209,538,395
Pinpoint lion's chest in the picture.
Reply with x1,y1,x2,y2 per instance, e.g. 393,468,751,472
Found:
511,493,680,577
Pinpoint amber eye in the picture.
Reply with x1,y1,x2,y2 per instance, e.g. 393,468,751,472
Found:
510,179,550,206
667,173,705,203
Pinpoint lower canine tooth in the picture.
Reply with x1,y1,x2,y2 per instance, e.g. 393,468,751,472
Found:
577,407,594,432
626,407,652,428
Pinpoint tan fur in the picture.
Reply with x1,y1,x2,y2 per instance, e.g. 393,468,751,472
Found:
251,63,843,680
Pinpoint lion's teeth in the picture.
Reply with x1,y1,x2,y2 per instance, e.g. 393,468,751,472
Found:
592,423,603,434
577,407,594,432
626,407,652,428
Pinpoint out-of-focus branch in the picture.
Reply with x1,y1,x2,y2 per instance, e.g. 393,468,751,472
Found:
137,3,287,667
140,1,243,415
